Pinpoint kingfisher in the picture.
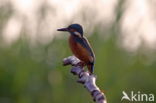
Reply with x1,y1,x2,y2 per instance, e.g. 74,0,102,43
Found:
57,24,95,74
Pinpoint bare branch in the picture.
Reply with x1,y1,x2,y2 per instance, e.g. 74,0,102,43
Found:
63,56,107,103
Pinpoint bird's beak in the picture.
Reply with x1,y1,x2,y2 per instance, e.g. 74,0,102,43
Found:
57,28,68,32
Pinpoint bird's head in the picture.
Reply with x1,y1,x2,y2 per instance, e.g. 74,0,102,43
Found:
57,24,83,37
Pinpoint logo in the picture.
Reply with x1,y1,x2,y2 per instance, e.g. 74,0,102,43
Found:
121,91,155,102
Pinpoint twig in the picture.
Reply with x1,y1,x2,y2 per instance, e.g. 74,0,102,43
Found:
63,56,107,103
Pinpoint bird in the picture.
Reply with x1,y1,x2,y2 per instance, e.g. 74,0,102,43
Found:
57,24,95,74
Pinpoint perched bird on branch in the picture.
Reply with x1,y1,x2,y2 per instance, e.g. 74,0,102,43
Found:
57,24,95,74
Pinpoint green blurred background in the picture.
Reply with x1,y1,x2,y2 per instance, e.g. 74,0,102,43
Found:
0,0,156,103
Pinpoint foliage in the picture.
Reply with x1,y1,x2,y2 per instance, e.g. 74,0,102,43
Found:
0,32,156,103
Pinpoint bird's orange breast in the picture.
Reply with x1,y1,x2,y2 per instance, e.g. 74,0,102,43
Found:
69,36,93,63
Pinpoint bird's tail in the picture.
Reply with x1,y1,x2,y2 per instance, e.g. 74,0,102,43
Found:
87,62,94,74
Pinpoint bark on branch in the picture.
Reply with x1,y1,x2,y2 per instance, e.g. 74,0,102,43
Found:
63,56,107,103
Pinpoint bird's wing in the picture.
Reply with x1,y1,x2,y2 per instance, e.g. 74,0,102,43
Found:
74,36,95,57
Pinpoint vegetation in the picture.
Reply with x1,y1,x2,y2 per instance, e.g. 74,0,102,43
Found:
0,32,156,103
0,0,156,103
